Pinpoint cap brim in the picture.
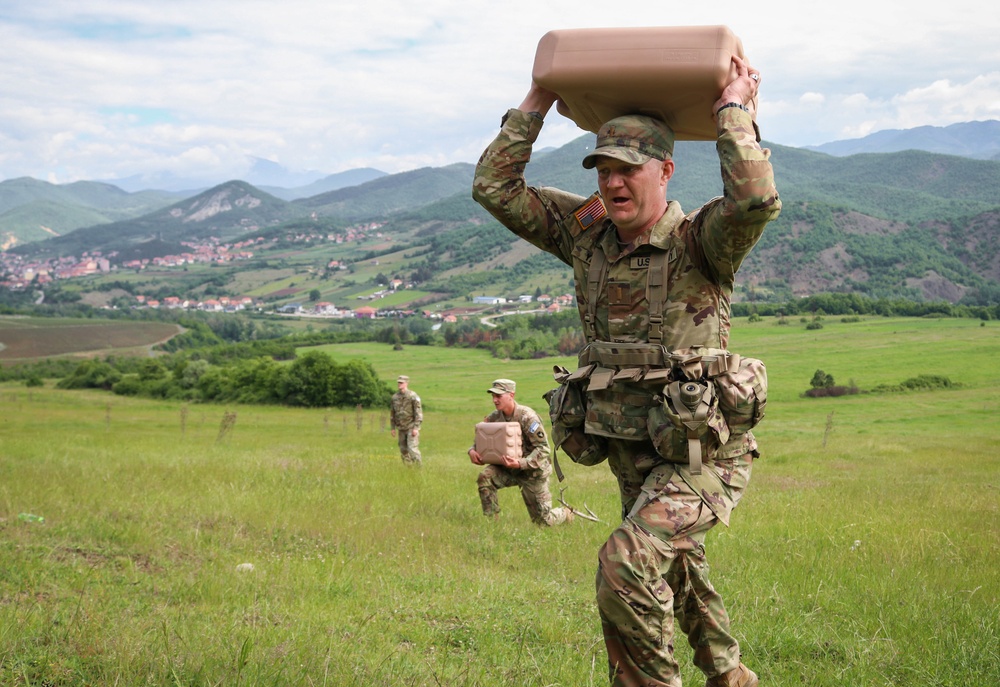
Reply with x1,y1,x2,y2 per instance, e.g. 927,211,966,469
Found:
582,147,654,169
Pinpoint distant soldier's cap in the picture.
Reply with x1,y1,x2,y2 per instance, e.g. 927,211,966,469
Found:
582,114,675,169
487,379,516,395
397,375,409,383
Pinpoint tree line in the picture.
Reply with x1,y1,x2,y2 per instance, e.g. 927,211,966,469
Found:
2,292,995,409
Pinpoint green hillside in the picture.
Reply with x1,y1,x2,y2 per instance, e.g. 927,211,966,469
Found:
0,177,180,249
11,181,293,259
291,163,475,221
4,134,1000,308
0,199,110,246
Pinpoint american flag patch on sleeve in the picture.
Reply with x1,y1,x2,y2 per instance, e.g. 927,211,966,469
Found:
575,195,607,231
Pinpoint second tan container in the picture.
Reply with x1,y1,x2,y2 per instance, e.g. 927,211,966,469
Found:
531,25,747,140
475,422,523,465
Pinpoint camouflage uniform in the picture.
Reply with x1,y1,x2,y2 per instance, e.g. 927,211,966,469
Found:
390,387,423,465
473,107,780,685
474,401,570,526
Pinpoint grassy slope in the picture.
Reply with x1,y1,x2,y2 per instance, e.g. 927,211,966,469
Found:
0,316,997,686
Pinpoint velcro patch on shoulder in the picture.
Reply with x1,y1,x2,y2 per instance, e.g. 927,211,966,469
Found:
575,194,607,232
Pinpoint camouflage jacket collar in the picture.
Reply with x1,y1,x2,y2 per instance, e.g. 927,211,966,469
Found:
597,200,686,261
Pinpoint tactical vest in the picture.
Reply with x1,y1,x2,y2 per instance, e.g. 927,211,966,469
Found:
546,199,767,474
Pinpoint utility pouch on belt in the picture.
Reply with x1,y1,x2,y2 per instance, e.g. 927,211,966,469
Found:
545,365,607,467
714,353,768,437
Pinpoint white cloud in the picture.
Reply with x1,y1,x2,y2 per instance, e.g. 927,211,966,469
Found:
892,74,1000,125
0,0,998,184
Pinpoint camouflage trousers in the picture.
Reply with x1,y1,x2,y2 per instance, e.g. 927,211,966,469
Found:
596,440,752,687
396,428,421,465
476,464,569,526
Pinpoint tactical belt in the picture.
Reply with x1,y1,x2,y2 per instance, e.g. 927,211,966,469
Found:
577,341,739,380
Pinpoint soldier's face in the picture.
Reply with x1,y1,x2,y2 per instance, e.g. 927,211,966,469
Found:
492,392,515,415
596,157,674,238
397,381,407,391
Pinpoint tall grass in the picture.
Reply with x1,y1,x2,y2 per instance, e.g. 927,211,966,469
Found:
1,316,997,686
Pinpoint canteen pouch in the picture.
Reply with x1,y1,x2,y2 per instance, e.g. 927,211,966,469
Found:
647,379,729,475
545,365,607,466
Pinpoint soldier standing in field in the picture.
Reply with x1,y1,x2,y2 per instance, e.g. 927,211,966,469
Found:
389,375,422,465
472,57,779,687
468,379,571,526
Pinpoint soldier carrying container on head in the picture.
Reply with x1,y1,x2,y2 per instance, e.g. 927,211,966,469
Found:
390,375,422,465
473,55,780,687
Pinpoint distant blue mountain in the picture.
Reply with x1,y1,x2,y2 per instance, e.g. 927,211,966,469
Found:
260,168,388,200
805,120,1000,160
98,156,377,195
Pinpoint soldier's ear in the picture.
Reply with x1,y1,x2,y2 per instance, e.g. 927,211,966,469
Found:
660,159,675,184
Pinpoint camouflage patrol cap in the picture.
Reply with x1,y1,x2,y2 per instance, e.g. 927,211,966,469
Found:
581,114,675,169
397,375,409,383
487,379,516,395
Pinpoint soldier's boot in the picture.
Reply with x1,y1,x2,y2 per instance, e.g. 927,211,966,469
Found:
705,663,758,687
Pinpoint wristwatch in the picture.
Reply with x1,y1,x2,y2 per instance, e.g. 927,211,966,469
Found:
715,102,749,116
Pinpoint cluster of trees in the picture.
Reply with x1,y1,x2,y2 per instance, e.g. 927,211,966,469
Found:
441,309,584,360
55,351,391,408
4,288,993,411
734,292,998,320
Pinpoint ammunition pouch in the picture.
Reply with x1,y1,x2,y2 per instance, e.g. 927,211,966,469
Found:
577,342,672,443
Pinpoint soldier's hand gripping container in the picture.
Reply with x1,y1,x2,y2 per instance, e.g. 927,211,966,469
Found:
531,25,749,140
475,422,523,466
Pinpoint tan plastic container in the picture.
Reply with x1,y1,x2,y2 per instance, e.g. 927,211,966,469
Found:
531,25,747,140
475,422,523,465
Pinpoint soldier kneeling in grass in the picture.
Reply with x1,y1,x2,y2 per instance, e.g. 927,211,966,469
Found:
468,379,572,526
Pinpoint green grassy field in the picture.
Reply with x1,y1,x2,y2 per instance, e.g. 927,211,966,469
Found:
1,316,997,686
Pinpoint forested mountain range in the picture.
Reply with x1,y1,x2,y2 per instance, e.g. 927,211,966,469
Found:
3,124,1000,307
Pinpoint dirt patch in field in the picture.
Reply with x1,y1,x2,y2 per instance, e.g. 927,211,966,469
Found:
0,320,182,362
79,288,132,308
264,287,304,298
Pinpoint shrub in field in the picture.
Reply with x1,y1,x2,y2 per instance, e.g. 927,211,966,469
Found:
810,369,835,390
56,359,121,390
806,369,860,397
283,350,340,407
329,358,392,407
871,374,960,393
805,384,861,397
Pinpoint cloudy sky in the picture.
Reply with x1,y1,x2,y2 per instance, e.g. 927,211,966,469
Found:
1,0,997,188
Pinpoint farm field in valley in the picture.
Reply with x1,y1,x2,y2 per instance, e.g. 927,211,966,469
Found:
0,316,181,363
